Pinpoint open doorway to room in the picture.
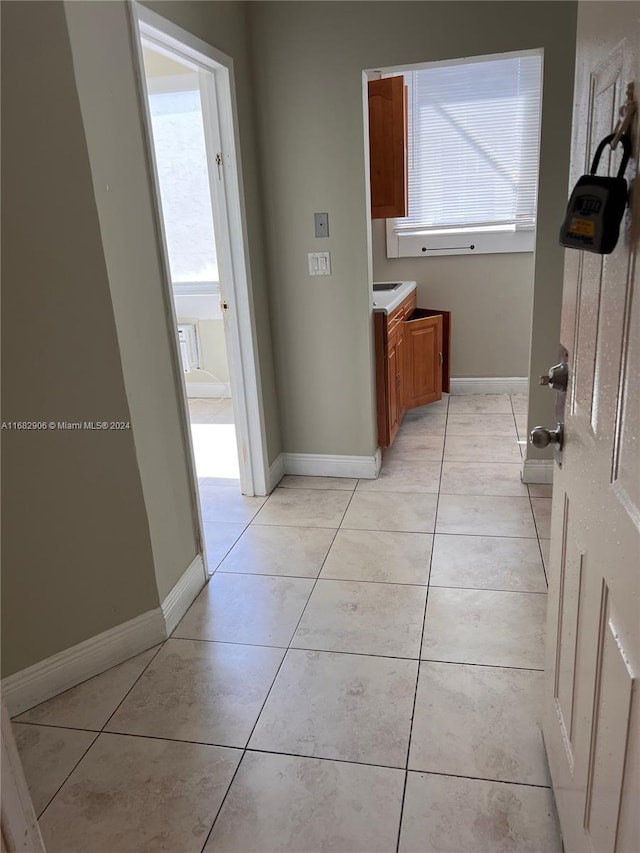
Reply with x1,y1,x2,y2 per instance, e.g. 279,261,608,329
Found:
140,39,240,485
366,50,543,475
131,4,272,574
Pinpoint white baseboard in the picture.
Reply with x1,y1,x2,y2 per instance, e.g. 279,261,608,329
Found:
186,381,231,399
2,609,166,717
3,554,208,718
450,377,529,395
522,458,554,484
268,453,285,491
281,450,381,480
161,555,206,636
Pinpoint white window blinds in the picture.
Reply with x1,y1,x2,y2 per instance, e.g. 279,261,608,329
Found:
392,54,542,237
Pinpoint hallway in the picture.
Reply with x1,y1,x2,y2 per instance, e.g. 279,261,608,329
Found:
13,394,560,852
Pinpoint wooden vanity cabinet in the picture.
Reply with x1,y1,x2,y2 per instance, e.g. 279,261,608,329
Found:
375,293,451,448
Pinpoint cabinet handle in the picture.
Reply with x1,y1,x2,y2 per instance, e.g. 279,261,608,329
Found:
438,352,443,366
396,373,401,390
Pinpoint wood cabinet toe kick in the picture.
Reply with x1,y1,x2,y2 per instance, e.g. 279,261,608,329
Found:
374,293,450,449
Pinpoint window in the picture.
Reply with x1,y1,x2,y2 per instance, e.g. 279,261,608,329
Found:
145,67,219,286
386,52,542,257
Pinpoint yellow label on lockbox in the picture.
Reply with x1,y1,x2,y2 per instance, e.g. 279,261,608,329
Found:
570,217,595,237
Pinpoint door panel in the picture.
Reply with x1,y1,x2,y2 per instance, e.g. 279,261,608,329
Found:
553,497,583,757
543,5,639,853
583,593,634,853
614,259,640,523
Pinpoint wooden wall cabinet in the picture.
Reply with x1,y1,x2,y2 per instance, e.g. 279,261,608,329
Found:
368,76,407,220
375,293,451,448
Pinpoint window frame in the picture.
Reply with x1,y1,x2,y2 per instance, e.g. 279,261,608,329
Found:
384,48,544,259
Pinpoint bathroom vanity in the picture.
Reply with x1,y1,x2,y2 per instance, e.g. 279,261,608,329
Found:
373,281,450,448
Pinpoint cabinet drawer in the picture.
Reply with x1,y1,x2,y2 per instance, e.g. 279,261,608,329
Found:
386,292,416,338
387,304,404,337
403,291,417,318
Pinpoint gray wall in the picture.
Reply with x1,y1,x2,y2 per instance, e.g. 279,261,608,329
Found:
1,0,576,678
64,0,200,603
63,0,284,596
1,1,160,676
249,1,577,456
1,0,283,676
372,222,535,377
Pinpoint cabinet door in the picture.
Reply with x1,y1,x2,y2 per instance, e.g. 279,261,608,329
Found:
404,311,443,409
368,76,407,219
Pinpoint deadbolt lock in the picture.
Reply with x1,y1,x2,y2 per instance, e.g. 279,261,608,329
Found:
539,361,568,392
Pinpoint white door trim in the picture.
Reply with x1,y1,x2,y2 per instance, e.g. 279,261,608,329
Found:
1,703,46,852
130,4,269,497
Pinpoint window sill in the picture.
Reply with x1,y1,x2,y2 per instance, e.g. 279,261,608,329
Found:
386,223,535,257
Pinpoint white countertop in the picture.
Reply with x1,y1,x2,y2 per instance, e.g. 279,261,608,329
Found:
372,281,417,314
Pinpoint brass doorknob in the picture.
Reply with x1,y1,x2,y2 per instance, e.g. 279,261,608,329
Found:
530,424,564,449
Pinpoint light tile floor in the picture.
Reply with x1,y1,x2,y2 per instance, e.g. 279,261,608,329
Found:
189,397,240,484
14,393,560,852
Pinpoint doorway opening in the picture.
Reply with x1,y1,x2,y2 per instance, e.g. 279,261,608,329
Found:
365,49,543,467
132,4,272,575
140,39,240,485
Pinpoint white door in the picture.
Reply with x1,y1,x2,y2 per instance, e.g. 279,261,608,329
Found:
543,4,639,852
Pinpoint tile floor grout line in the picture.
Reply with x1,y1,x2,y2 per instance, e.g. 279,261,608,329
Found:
205,519,250,576
208,571,549,594
12,720,100,734
215,569,433,587
428,583,547,595
529,493,551,585
420,657,544,672
513,390,553,589
12,644,165,722
242,747,553,790
401,766,552,789
35,730,101,822
99,643,166,733
396,394,450,853
159,635,548,671
433,530,540,541
197,751,246,853
197,491,357,853
13,719,552,790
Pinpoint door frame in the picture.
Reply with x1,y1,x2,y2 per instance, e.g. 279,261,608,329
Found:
129,3,270,500
1,704,45,853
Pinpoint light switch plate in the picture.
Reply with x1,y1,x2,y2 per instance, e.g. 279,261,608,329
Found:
308,251,331,276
